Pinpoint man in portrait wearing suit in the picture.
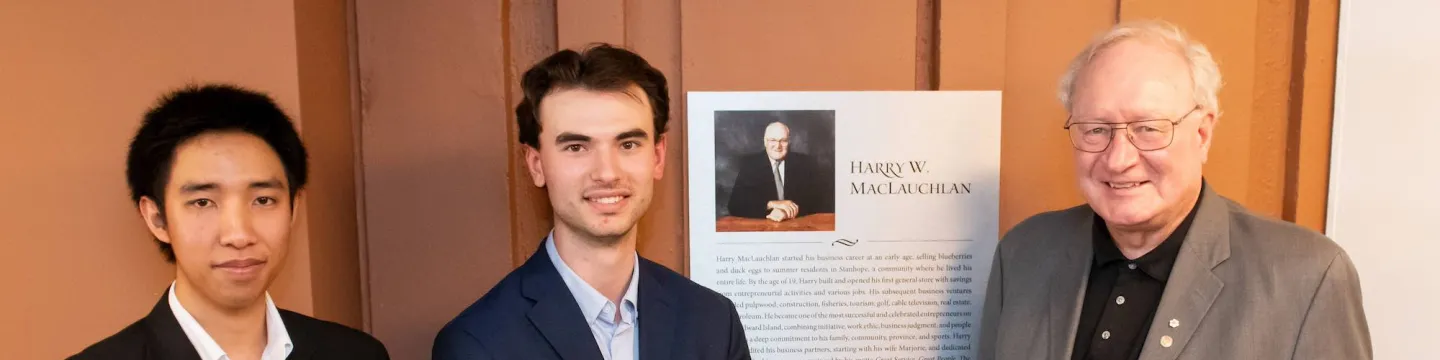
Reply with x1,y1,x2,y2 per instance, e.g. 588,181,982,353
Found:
71,84,389,359
433,44,751,360
979,21,1371,360
726,121,834,222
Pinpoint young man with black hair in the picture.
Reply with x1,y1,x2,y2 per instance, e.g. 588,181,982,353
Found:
72,84,389,360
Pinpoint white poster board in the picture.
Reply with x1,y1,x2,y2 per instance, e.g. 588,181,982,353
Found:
1327,0,1440,358
687,92,1001,360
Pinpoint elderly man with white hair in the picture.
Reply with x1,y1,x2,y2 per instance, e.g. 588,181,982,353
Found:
978,20,1371,360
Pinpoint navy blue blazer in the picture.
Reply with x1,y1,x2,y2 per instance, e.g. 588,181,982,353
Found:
433,243,752,360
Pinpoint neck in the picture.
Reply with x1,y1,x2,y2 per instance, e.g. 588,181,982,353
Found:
552,225,638,306
174,277,268,360
1106,187,1202,259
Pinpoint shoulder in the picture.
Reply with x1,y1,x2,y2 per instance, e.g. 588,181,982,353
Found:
999,204,1091,253
641,258,735,309
788,152,820,167
737,153,770,167
279,310,388,357
437,266,533,341
69,319,149,360
1220,197,1347,274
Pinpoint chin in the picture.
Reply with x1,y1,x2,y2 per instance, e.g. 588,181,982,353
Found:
578,218,637,243
1094,202,1163,227
210,285,268,308
590,222,635,237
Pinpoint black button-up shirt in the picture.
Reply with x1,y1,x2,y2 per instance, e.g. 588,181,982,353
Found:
1070,194,1201,360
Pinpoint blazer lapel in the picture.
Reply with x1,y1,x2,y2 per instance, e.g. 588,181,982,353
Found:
142,289,204,360
1047,210,1094,360
637,259,677,360
522,244,605,360
1138,187,1231,360
278,311,313,359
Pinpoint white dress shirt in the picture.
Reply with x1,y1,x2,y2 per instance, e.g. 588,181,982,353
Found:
546,232,641,360
168,282,293,360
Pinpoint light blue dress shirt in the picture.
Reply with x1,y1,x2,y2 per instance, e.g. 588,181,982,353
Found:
546,233,641,360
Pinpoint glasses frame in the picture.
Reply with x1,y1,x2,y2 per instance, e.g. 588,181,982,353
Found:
1062,105,1202,153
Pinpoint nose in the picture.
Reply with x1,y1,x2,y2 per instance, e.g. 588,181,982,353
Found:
1101,130,1140,173
218,201,258,249
591,146,621,184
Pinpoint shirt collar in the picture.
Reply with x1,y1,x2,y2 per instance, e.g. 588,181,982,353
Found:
1091,184,1204,281
168,282,294,360
545,232,640,326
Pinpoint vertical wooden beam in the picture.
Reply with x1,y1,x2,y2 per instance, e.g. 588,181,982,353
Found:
1287,0,1339,231
294,0,363,329
1252,0,1300,218
916,0,938,91
506,0,559,268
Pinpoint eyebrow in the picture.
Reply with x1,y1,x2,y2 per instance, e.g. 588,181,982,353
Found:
615,128,649,141
179,183,217,194
249,179,286,191
555,132,592,144
555,129,651,144
177,179,286,194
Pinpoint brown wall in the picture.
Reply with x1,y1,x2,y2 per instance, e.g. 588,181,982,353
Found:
356,0,1340,359
352,1,518,357
0,1,364,358
0,0,1338,359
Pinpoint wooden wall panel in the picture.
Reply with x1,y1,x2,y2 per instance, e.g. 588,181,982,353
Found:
680,0,920,91
992,0,1117,233
938,0,1007,90
557,0,624,49
355,0,513,358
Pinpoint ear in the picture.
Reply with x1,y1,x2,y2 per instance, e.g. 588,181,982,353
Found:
138,196,171,244
524,145,546,187
1196,110,1218,164
653,135,668,181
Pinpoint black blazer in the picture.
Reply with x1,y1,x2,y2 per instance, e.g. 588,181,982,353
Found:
433,243,751,360
726,152,834,218
70,289,389,360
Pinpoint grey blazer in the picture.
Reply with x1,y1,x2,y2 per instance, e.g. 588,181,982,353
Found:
979,187,1371,360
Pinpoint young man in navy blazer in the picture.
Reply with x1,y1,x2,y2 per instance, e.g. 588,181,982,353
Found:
432,44,751,360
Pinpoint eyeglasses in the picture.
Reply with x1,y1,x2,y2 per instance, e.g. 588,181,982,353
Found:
1063,105,1201,153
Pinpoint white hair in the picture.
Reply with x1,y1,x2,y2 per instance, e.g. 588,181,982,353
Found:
1057,20,1223,114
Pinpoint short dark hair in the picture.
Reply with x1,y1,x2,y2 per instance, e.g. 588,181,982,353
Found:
125,84,309,262
516,43,670,148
